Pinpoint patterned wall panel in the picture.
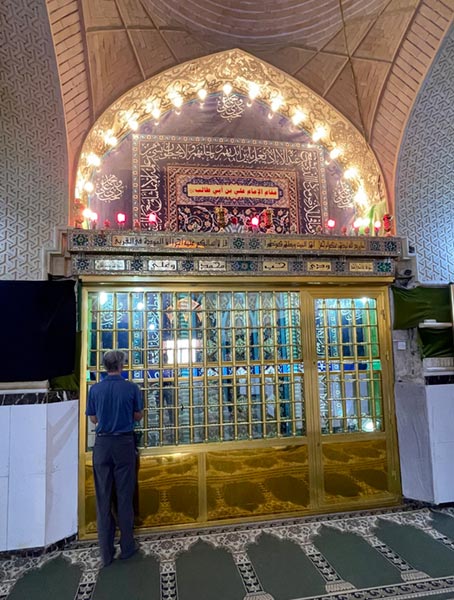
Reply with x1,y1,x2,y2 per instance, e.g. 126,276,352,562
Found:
0,0,68,280
396,24,454,284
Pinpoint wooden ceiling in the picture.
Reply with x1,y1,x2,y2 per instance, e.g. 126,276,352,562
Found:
46,0,454,204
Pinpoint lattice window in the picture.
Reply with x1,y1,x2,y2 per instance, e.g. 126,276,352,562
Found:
86,288,305,448
315,297,383,434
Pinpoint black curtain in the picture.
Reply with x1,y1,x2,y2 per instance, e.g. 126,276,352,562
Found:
0,280,76,382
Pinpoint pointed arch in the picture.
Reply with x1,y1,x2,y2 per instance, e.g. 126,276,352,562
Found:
75,48,387,221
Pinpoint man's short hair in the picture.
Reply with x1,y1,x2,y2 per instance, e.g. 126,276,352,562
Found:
103,350,126,373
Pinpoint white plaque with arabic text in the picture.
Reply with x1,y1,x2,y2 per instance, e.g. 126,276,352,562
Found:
349,262,374,272
307,261,332,272
199,260,227,271
263,260,289,271
94,259,125,271
148,259,177,271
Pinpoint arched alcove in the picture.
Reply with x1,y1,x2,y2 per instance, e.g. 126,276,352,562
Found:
74,49,388,236
72,49,402,536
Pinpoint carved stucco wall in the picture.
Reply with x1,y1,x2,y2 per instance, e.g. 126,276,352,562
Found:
0,0,67,280
396,24,454,284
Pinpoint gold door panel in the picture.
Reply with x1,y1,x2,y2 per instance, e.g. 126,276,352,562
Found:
205,444,310,521
79,282,400,536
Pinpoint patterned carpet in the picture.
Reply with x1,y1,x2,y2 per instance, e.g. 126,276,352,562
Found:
3,504,454,600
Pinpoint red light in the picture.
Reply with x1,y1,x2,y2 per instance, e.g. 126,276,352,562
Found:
251,216,260,227
148,212,158,224
116,212,126,224
327,218,335,229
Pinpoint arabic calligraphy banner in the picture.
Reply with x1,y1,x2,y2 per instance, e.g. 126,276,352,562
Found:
132,135,338,234
87,94,356,233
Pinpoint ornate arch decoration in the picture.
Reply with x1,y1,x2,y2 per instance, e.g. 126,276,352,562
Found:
74,48,388,230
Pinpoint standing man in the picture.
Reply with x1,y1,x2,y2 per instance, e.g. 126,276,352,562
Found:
86,350,144,567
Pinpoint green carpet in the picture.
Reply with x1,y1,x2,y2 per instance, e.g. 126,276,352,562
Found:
3,505,454,600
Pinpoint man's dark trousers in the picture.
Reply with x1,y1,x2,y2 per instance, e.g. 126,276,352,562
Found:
93,433,136,564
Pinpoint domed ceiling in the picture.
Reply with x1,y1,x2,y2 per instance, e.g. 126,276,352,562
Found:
47,0,453,205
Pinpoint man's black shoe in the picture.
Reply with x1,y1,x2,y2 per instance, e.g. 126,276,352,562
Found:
119,544,140,560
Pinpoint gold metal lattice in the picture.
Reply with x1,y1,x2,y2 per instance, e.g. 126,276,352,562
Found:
79,283,399,534
86,288,306,448
315,297,383,435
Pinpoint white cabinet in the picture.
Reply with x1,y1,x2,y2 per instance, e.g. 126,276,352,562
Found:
395,382,454,503
0,400,79,551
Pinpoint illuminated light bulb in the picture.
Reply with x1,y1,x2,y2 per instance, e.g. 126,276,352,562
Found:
151,107,161,120
327,218,336,229
312,125,327,142
246,83,260,107
354,188,368,205
148,212,158,227
329,147,342,160
374,220,381,235
87,153,101,167
197,88,207,101
171,94,183,108
248,82,260,100
291,109,306,125
83,181,94,193
344,167,358,180
88,211,98,229
250,215,260,228
75,178,84,197
353,218,361,233
271,96,283,112
116,212,126,225
103,129,117,146
128,118,139,131
103,129,118,147
222,83,233,95
82,208,93,219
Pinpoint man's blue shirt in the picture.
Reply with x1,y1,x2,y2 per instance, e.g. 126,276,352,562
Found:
86,374,143,434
